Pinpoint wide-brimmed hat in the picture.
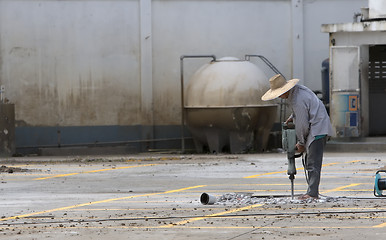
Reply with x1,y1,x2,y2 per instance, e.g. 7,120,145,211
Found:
261,74,299,101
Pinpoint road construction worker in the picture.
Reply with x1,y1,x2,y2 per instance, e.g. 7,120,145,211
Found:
261,74,333,200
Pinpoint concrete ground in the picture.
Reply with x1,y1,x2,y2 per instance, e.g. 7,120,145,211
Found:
0,151,385,239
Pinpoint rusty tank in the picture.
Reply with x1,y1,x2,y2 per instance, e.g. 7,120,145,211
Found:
185,57,277,153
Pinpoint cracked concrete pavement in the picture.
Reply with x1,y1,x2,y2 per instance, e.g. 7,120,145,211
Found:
0,152,385,239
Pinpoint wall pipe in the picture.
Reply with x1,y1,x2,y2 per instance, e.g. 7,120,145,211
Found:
245,55,283,76
179,55,216,153
245,54,287,123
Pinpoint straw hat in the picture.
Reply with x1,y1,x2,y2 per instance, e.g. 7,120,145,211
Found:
261,74,299,101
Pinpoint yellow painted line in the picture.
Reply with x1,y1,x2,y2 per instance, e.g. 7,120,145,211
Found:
244,160,360,179
33,164,157,180
184,189,307,193
321,183,364,194
161,204,263,228
322,160,361,167
0,185,205,222
241,176,373,179
209,183,301,187
2,225,384,230
337,189,373,192
7,164,33,168
8,225,379,230
322,162,338,167
373,222,386,228
126,157,181,162
154,225,386,229
111,198,187,203
324,176,374,178
10,174,60,176
65,206,386,213
342,160,361,164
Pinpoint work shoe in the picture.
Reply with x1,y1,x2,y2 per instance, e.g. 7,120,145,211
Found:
298,194,318,200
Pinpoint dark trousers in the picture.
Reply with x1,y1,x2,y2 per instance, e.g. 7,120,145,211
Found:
305,137,326,197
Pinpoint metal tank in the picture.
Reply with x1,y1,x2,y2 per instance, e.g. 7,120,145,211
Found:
184,57,277,153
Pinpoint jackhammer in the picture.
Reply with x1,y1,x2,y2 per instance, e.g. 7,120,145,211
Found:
282,122,302,199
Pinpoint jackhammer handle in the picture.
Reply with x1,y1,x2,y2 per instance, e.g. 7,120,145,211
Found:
282,122,295,130
294,146,303,158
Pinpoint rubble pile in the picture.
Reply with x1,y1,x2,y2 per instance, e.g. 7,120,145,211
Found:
216,192,337,205
0,165,29,173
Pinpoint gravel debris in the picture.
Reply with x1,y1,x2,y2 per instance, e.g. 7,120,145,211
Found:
215,192,338,205
0,165,30,173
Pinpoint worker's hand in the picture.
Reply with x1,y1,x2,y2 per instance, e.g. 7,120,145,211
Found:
295,143,305,153
285,117,293,124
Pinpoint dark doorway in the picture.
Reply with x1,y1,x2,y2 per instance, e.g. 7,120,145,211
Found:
368,45,386,136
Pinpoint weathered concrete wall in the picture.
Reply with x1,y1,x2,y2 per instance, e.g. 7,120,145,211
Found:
0,0,141,127
0,0,368,149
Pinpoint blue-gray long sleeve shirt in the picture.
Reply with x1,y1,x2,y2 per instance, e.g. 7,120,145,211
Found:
287,85,334,151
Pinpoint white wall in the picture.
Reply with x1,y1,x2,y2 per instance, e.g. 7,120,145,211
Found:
0,0,141,126
303,0,367,89
0,0,368,130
